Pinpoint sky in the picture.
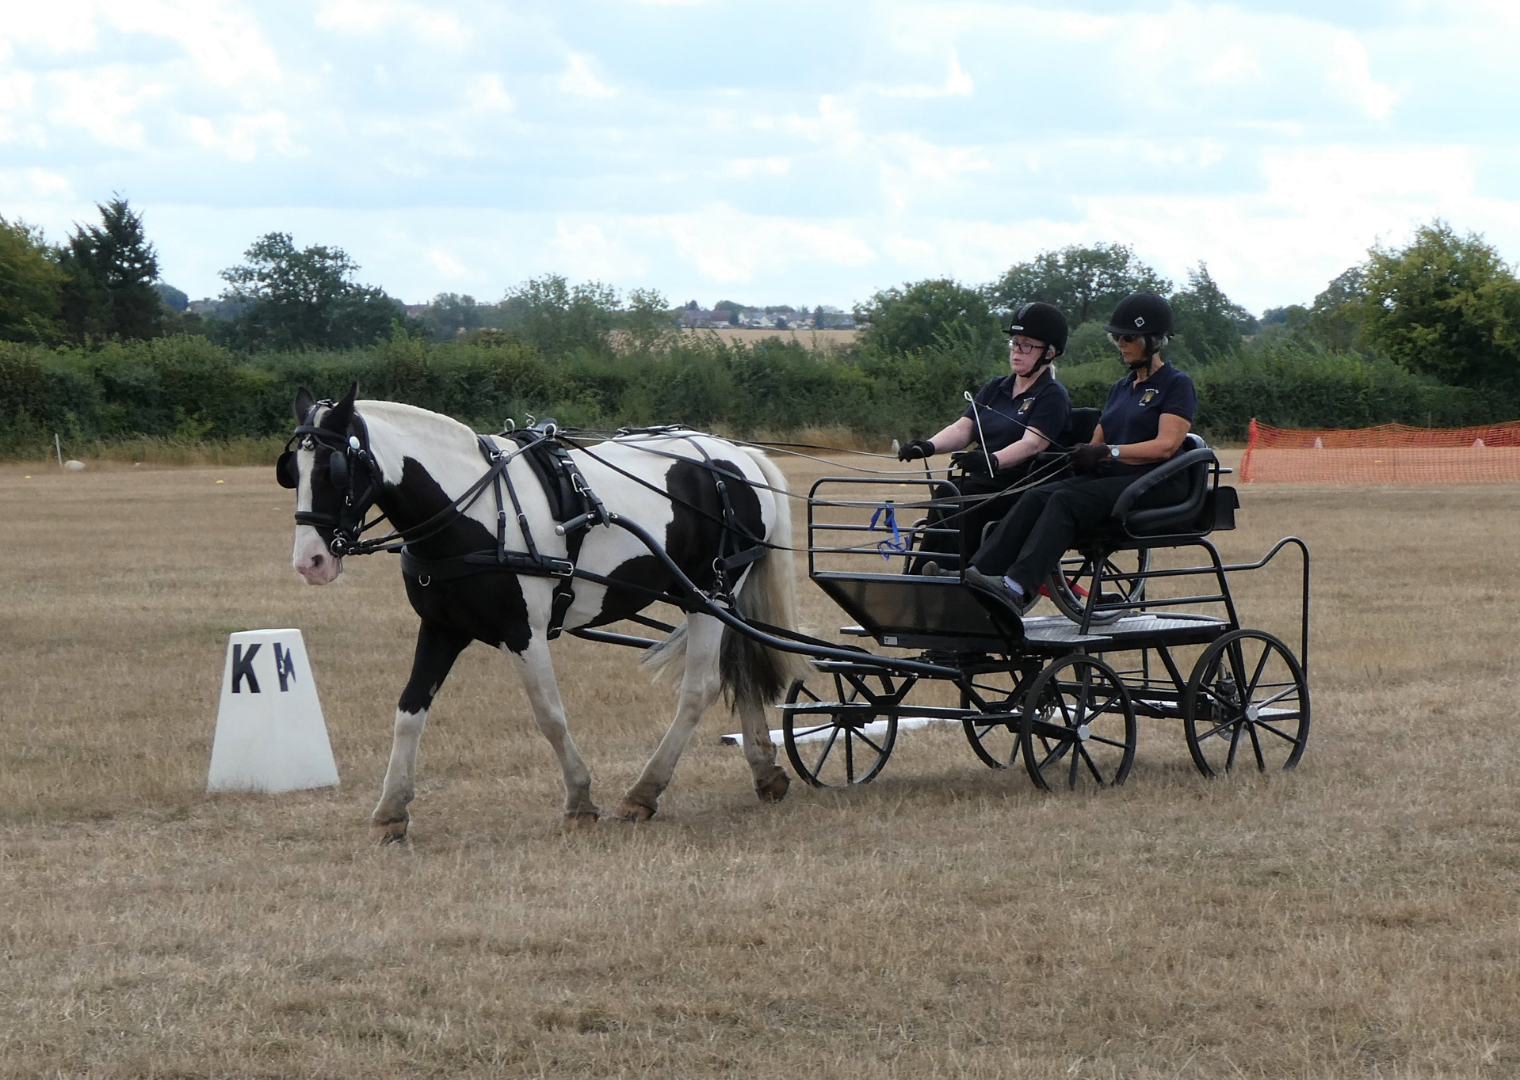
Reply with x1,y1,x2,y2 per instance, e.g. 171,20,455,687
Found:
3,0,1520,315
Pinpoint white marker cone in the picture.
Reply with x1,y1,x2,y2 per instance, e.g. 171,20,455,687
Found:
207,629,339,794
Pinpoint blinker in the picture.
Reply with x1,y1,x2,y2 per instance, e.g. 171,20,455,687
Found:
276,450,298,489
329,450,349,489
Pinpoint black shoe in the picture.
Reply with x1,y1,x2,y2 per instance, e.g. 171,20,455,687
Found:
963,567,1029,612
962,567,1028,644
921,560,942,577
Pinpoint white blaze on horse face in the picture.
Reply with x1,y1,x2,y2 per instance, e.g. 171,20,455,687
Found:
290,446,343,585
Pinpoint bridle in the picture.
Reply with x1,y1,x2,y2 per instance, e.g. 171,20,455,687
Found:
277,400,541,561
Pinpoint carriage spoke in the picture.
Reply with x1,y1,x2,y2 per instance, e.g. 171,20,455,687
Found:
851,729,889,756
1254,719,1304,746
812,727,840,772
1246,645,1273,699
1086,733,1130,750
1247,721,1266,771
1225,722,1242,770
1078,745,1107,785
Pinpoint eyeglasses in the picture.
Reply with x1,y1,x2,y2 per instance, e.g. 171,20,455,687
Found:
1111,333,1141,345
1008,339,1045,355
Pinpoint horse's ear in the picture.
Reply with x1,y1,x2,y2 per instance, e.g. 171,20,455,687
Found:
339,382,359,410
293,387,315,422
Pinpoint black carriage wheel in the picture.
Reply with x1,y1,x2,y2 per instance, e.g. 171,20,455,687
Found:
1182,629,1309,777
1044,550,1151,626
782,671,903,787
959,682,1021,769
1019,654,1136,792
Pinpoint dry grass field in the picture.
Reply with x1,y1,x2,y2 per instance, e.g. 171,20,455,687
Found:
2,455,1519,1079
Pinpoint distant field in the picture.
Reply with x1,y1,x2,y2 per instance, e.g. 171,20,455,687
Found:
680,326,858,348
3,459,1519,1078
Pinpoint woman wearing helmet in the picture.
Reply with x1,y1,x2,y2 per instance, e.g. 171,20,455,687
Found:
897,301,1072,570
963,292,1198,611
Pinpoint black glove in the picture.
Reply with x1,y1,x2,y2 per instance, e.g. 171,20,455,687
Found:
898,438,936,462
1070,443,1112,475
951,450,998,476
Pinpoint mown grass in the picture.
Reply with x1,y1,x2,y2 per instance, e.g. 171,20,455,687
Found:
0,459,1516,1078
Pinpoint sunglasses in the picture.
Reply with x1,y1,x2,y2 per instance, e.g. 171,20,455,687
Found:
1114,334,1141,344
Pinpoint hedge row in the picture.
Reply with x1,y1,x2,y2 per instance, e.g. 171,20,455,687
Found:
0,333,1506,458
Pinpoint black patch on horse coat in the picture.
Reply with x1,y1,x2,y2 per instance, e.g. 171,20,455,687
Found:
590,456,765,626
384,456,533,656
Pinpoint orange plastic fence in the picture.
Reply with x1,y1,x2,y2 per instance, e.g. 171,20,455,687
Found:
1241,419,1520,484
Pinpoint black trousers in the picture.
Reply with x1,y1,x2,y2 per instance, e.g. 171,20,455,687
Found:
971,471,1190,595
909,470,1031,573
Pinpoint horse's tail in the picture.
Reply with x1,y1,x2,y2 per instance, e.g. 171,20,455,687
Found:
641,448,812,710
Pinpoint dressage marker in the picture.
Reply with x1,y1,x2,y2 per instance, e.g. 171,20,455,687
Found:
207,628,339,794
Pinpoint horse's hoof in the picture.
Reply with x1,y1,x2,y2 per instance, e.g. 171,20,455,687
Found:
756,768,790,803
371,817,410,844
562,811,599,828
618,801,656,822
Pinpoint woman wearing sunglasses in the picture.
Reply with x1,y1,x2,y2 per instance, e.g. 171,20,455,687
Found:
963,292,1197,611
896,301,1072,572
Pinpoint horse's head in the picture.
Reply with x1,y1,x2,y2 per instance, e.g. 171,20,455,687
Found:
278,384,382,585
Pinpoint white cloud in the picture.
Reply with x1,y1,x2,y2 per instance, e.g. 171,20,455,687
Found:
558,53,617,99
876,50,973,99
46,68,165,149
1327,31,1397,120
466,73,514,113
314,0,468,47
186,110,299,161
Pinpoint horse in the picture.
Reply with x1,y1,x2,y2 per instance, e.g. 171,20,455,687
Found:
277,386,810,840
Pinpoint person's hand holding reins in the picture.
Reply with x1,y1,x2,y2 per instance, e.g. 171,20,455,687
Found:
898,438,936,462
1070,442,1113,474
951,450,998,476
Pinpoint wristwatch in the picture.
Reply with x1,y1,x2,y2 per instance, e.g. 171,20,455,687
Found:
1109,445,1121,461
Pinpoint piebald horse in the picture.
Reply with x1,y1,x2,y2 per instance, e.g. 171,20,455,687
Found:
279,387,808,839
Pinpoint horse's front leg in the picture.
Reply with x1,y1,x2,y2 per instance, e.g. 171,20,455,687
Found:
620,613,725,821
506,637,599,824
373,620,470,842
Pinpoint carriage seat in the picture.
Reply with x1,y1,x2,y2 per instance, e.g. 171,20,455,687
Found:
1097,433,1237,544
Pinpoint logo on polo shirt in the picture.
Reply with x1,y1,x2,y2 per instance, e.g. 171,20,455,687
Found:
1139,388,1159,406
1017,397,1033,416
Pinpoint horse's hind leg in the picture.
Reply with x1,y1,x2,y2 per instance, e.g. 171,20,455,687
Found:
620,613,725,821
373,621,469,843
737,697,789,803
506,637,599,824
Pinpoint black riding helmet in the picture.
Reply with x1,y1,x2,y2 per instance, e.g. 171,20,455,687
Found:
1004,301,1068,359
1103,292,1174,337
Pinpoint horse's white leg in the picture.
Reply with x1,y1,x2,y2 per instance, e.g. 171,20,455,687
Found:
373,621,469,842
620,613,725,821
737,697,790,802
506,637,599,823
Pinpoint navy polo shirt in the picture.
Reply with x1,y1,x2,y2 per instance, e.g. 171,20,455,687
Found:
1098,363,1198,475
961,368,1071,454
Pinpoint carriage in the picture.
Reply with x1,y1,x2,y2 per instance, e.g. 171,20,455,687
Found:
777,443,1310,792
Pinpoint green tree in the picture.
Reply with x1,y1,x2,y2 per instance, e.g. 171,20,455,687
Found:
421,292,488,342
218,233,405,350
1358,221,1520,390
620,287,676,353
988,242,1172,325
0,217,66,343
1306,266,1366,352
1169,263,1254,361
57,197,165,341
854,278,1000,356
498,274,621,356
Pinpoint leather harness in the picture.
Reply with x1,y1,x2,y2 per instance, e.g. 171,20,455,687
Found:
287,406,766,640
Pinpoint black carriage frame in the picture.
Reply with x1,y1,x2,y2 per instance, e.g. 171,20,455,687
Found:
779,457,1311,791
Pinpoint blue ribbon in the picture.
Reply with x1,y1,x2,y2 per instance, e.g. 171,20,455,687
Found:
868,503,905,560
